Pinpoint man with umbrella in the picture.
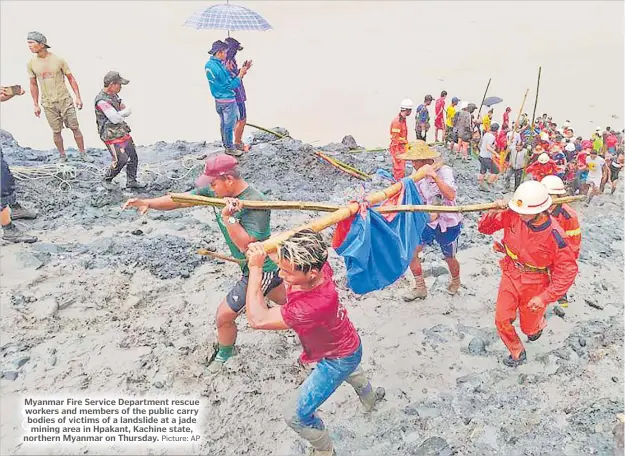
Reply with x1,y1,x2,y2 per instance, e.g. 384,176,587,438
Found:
224,37,252,153
205,40,250,157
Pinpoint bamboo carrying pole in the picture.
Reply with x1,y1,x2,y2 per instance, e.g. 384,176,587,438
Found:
170,193,341,212
260,162,444,252
172,193,584,214
195,195,585,263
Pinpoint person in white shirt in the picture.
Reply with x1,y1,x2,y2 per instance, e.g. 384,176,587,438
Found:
585,149,606,206
478,123,500,191
505,130,526,191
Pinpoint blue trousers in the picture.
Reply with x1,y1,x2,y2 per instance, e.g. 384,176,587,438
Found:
215,101,239,149
286,344,363,430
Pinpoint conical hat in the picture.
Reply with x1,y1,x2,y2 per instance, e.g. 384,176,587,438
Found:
396,140,441,160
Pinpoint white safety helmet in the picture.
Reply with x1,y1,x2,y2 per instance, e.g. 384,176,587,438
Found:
509,181,553,215
565,142,576,152
540,132,549,141
563,121,571,128
460,101,469,110
537,152,550,164
400,98,414,110
596,127,602,132
541,175,567,195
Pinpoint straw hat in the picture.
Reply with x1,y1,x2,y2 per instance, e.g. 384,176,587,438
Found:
396,140,441,160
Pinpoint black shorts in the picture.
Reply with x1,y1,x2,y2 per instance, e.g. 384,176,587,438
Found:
479,156,499,175
610,165,621,182
225,270,283,313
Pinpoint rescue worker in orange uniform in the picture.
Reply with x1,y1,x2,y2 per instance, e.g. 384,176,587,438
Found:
526,152,558,182
478,181,578,367
541,175,581,308
389,99,414,180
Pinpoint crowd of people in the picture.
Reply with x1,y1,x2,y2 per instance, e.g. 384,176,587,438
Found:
389,92,625,203
0,32,620,456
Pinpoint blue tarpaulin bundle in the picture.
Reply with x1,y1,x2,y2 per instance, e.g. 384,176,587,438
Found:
334,178,428,294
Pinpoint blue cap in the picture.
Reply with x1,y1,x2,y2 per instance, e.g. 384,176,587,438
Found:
208,40,228,55
452,97,459,103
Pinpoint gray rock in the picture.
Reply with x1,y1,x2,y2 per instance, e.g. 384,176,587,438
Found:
31,243,60,255
91,237,114,253
409,436,452,456
431,266,449,277
15,251,44,269
153,381,164,389
48,355,57,366
2,371,18,381
468,337,487,355
341,135,359,150
14,356,30,368
579,338,587,347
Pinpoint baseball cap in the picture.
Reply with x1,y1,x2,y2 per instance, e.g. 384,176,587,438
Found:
424,94,433,101
224,37,243,51
208,40,228,55
27,31,50,48
195,154,239,187
103,71,129,87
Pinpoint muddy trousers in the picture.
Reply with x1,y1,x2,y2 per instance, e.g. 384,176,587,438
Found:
284,344,373,452
495,265,550,360
104,138,138,181
389,146,406,180
0,153,17,210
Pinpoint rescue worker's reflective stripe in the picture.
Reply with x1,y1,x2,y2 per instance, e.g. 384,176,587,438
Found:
565,228,581,236
391,129,401,133
503,244,547,271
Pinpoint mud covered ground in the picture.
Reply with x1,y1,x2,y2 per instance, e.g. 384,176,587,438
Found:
0,128,623,456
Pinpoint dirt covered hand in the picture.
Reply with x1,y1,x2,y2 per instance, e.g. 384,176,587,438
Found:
122,198,150,215
221,197,243,217
527,295,546,313
246,242,267,268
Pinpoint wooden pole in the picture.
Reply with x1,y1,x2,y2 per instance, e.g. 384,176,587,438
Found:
377,195,585,214
261,161,444,252
529,66,542,141
197,249,245,264
477,78,492,121
500,88,530,168
170,193,341,212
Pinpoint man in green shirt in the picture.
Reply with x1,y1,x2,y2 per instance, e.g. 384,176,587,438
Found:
122,154,285,372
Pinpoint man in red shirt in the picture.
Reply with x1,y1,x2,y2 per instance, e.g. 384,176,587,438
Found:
434,90,447,143
478,181,578,367
525,153,558,181
389,99,413,180
245,230,384,455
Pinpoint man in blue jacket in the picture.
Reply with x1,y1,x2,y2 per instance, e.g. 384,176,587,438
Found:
205,40,250,157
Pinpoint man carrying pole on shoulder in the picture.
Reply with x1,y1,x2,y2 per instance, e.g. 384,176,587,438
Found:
245,230,384,456
122,154,285,372
478,181,578,367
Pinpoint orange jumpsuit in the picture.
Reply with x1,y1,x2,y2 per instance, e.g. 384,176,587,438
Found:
525,159,559,181
390,115,408,180
550,204,581,259
478,209,578,360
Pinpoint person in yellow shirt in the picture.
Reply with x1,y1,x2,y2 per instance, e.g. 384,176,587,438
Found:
481,108,493,136
445,97,458,151
26,32,91,163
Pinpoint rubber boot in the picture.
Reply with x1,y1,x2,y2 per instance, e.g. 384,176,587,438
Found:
447,276,461,295
296,426,334,456
558,294,569,309
345,367,385,412
2,223,37,244
527,330,543,342
503,350,527,367
9,202,37,220
207,344,237,373
403,275,427,301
